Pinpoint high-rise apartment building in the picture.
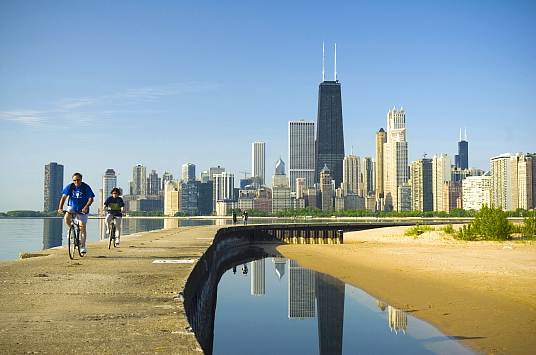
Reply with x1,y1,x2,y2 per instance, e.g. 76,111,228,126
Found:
383,107,409,211
463,176,492,210
375,128,387,208
182,163,196,182
490,153,513,210
132,164,147,195
161,171,173,190
252,142,266,185
209,166,225,180
214,172,235,202
432,154,452,212
362,157,375,197
101,169,117,214
320,165,333,212
147,170,160,195
455,128,469,170
288,120,315,192
510,153,534,210
410,159,433,212
44,162,64,212
342,155,361,196
315,47,345,187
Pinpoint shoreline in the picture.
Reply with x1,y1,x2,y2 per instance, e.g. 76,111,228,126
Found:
276,225,536,355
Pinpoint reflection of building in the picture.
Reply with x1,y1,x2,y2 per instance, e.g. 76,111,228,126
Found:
288,260,315,319
43,218,63,250
388,306,408,333
251,259,265,296
121,218,164,235
272,257,286,279
316,272,345,355
44,162,64,212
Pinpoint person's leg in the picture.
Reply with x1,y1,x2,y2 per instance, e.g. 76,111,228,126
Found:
115,216,122,237
106,214,113,232
64,212,72,228
79,222,87,248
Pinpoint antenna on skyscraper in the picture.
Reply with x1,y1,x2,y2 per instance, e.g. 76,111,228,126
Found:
459,127,462,142
334,43,337,81
464,127,467,141
322,40,325,82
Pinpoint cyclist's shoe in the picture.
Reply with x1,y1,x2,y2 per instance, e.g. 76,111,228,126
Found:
115,237,120,245
80,247,87,254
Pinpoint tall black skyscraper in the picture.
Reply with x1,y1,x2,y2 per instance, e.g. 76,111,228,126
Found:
455,128,469,170
315,43,345,186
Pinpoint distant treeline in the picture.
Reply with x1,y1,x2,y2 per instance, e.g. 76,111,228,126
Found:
227,207,533,218
1,207,533,218
0,210,62,217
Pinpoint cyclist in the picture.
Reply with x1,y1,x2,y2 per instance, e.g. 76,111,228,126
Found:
103,187,125,244
58,173,95,255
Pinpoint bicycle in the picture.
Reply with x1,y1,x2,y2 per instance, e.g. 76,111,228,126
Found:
108,215,119,249
64,211,85,259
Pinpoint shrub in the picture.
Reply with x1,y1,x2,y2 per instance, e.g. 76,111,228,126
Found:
521,212,536,240
471,204,513,241
440,224,456,235
404,222,435,236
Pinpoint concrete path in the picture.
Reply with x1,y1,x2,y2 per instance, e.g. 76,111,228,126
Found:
0,225,220,354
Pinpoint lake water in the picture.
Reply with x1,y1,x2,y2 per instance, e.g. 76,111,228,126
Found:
213,256,476,354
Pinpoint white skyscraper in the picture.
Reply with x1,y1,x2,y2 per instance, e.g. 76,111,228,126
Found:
462,176,492,210
432,154,452,211
490,153,513,210
288,120,315,192
132,164,147,195
102,169,117,209
383,107,408,211
214,172,235,202
252,142,266,185
182,163,196,181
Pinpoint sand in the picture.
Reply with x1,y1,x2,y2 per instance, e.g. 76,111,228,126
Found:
276,225,536,355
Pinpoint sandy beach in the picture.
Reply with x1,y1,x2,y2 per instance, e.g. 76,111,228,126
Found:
276,225,536,355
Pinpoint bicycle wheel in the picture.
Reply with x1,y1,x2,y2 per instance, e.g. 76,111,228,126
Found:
76,225,84,257
108,223,115,249
68,225,76,259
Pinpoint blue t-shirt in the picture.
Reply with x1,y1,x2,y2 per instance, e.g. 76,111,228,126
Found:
62,183,95,213
104,196,124,217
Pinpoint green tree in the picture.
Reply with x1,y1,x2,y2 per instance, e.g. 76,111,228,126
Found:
471,204,513,241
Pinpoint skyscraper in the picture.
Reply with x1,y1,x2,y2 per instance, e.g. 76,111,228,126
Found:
432,154,452,212
101,169,117,213
44,162,64,212
288,120,315,192
148,170,160,195
410,158,433,212
383,107,409,211
182,163,196,181
320,165,333,212
490,153,513,210
375,128,387,207
455,128,469,170
132,164,147,195
252,142,266,185
315,44,345,187
342,155,360,196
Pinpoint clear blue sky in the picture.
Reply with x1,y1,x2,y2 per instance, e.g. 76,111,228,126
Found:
1,0,535,211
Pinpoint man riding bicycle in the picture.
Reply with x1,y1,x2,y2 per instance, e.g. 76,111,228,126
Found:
103,187,125,244
58,173,95,255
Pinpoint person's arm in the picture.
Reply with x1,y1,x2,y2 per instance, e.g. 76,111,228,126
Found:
58,194,67,214
82,197,94,214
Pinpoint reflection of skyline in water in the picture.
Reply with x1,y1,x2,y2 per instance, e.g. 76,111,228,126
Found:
43,218,63,250
214,256,476,355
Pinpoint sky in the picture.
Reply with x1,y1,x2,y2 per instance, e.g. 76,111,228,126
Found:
1,0,535,212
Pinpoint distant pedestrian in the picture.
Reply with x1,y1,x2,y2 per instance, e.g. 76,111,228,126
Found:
232,211,237,224
242,210,248,225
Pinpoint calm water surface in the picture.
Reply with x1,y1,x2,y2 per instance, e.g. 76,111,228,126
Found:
213,257,477,355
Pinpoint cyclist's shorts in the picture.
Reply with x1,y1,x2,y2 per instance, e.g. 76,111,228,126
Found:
66,206,89,224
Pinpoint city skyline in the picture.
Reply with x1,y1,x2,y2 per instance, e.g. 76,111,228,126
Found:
1,1,534,211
